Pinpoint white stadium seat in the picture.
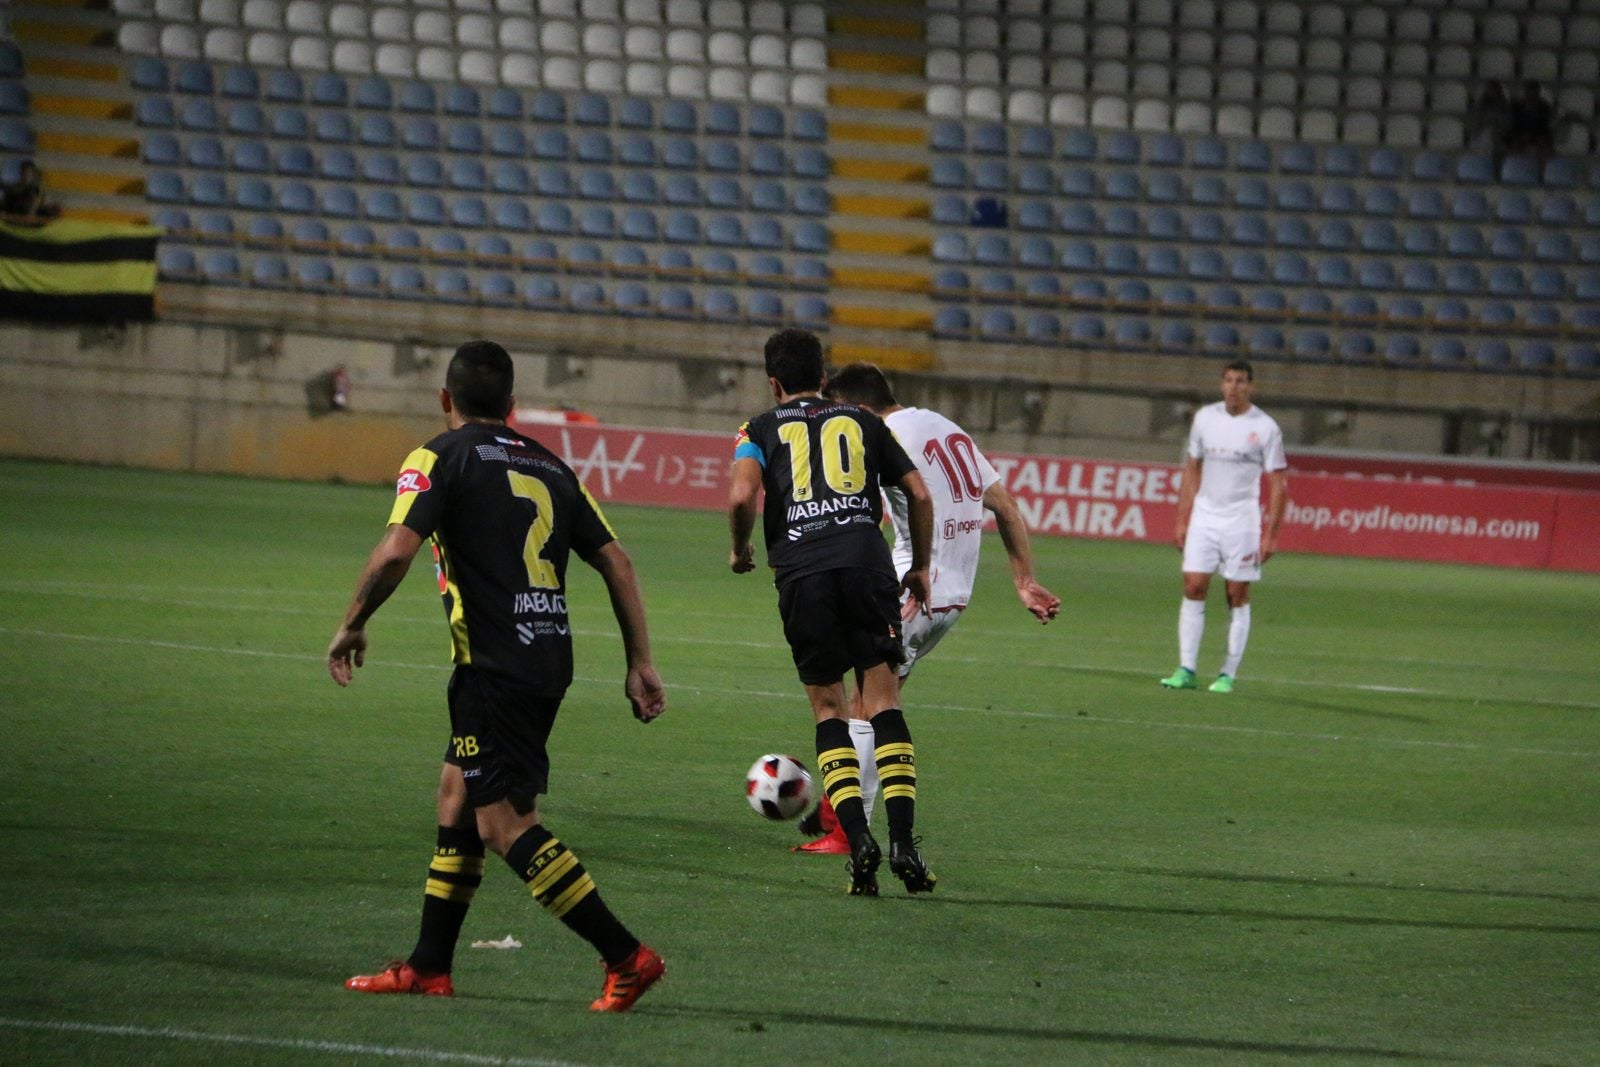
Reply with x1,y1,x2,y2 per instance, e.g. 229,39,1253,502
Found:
119,20,160,55
246,30,287,66
417,45,454,80
749,70,786,103
160,24,202,58
966,86,1003,119
666,29,702,62
329,3,366,37
543,56,582,89
375,42,414,77
584,23,623,57
789,39,826,71
1049,92,1087,126
626,61,664,95
500,53,539,87
926,84,962,117
586,59,623,92
288,35,330,69
708,67,746,99
667,64,705,97
1132,98,1170,131
204,27,245,63
707,30,743,64
624,26,662,59
332,40,372,74
790,73,825,106
1007,89,1045,123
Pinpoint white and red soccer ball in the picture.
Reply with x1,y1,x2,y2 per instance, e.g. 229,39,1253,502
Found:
745,754,813,820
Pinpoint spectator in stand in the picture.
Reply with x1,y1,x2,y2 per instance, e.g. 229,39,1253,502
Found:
1508,80,1556,171
0,160,62,225
1467,81,1513,167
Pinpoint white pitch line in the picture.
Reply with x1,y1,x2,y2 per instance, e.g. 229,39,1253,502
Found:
0,1017,598,1067
6,626,1593,760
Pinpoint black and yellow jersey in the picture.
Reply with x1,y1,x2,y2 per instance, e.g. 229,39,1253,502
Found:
733,396,916,587
387,422,615,694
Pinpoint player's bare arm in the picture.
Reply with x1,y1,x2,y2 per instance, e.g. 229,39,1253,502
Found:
584,540,667,723
982,481,1061,623
898,469,934,615
1262,469,1288,562
327,523,425,686
726,456,762,574
1173,455,1202,551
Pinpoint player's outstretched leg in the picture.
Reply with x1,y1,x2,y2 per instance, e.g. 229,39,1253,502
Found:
793,794,849,854
591,943,667,1013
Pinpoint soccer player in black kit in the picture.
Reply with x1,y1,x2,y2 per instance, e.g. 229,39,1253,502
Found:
327,339,668,1011
728,328,938,896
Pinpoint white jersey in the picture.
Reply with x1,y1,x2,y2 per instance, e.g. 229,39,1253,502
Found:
1186,401,1287,523
883,406,1001,611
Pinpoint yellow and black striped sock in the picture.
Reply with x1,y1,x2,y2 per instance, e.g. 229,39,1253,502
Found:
816,718,869,840
407,824,484,974
504,824,638,966
870,708,917,847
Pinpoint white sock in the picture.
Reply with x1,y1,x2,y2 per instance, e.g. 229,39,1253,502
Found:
848,718,878,826
1221,605,1251,678
1178,598,1205,673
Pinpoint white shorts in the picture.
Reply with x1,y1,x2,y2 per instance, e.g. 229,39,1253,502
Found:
896,603,963,678
1182,516,1262,582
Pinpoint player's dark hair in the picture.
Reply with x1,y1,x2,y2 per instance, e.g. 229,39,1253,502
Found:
824,362,898,411
1222,359,1254,381
446,339,515,418
763,328,824,394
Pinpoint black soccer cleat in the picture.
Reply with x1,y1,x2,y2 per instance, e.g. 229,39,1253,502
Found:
845,831,880,897
797,805,825,837
889,838,938,894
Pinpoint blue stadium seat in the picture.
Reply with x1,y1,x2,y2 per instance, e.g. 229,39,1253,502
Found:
793,295,830,325
1030,274,1065,300
1317,219,1354,249
705,176,741,208
491,161,531,195
356,114,394,148
492,200,532,231
132,56,168,91
578,168,617,200
318,147,357,181
344,262,382,294
1275,181,1314,212
1519,340,1556,372
792,109,827,141
792,188,830,221
1249,327,1285,358
1069,278,1107,302
934,307,971,335
1187,248,1223,280
1444,264,1483,293
529,91,565,124
1321,184,1359,214
977,271,1017,299
610,244,649,272
1017,126,1052,158
1357,261,1394,290
1190,175,1225,206
664,211,700,243
405,156,444,188
193,211,233,243
1191,137,1226,169
1071,315,1107,342
199,250,241,285
354,76,391,110
1059,240,1096,271
1279,143,1315,174
792,221,829,253
751,181,787,213
749,143,785,176
972,161,1008,192
532,129,569,160
1383,335,1422,366
338,223,377,255
1446,226,1485,257
522,275,560,307
1479,301,1516,327
1056,169,1092,199
1293,330,1332,361
792,148,830,180
1103,206,1139,237
1496,191,1533,223
1016,162,1053,195
1148,133,1184,167
1435,299,1471,327
1234,177,1269,210
523,238,558,263
1159,283,1195,307
932,194,967,225
1114,318,1152,347
310,73,347,108
973,234,1011,265
705,140,740,172
1296,291,1333,316
405,191,445,226
1323,145,1359,177
1250,289,1287,313
536,165,573,198
1059,129,1096,161
1145,245,1180,277
705,101,740,136
251,254,288,287
1025,312,1062,341
352,153,396,185
388,265,427,297
446,121,484,155
569,242,606,272
188,173,227,206
382,226,421,255
311,112,351,144
536,202,573,234
1339,333,1377,364
1474,340,1512,371
1274,217,1311,248
1452,189,1488,220
220,66,258,99
395,81,434,113
1488,266,1526,297
934,268,969,292
1018,236,1054,269
931,120,965,152
442,84,478,116
143,132,181,166
1340,294,1376,319
1402,225,1439,255
1581,235,1600,263
1189,212,1225,242
232,177,270,211
179,98,219,131
1364,187,1401,217
662,173,700,204
1231,252,1267,284
1059,203,1096,234
575,131,613,164
1235,141,1271,172
229,103,268,137
614,134,654,167
1314,258,1352,288
1146,172,1182,203
979,308,1017,338
488,125,528,157
1103,132,1139,164
1360,221,1399,253
1410,151,1449,182
1367,147,1403,180
1146,207,1181,240
652,97,692,132
1104,171,1140,200
1231,216,1269,246
433,270,471,304
1203,323,1239,351
1206,286,1243,310
748,253,785,284
1113,279,1150,303
649,286,689,317
660,138,698,170
1429,338,1468,368
748,105,782,139
1408,189,1445,219
579,205,616,238
620,208,659,241
706,214,744,246
1456,154,1496,183
152,206,190,232
321,185,359,218
1565,344,1600,376
1159,321,1195,351
292,254,334,290
1272,254,1310,286
264,69,302,102
176,61,213,95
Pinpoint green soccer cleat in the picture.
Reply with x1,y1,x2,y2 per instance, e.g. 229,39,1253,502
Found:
1208,674,1235,694
1159,667,1198,689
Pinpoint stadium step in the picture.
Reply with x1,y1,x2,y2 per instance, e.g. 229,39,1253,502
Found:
829,51,923,76
36,131,140,159
833,305,935,332
832,158,929,183
30,94,133,121
44,170,145,196
833,195,929,220
832,267,931,294
827,341,935,372
828,86,926,111
831,122,927,146
10,18,114,47
833,230,931,257
25,56,121,83
829,15,925,40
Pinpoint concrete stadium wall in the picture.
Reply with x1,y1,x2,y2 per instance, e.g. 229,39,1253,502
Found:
0,316,1592,484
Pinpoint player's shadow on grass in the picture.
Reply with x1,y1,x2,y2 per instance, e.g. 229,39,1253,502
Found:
1258,693,1434,725
611,1001,1480,1063
1101,864,1600,905
924,896,1600,937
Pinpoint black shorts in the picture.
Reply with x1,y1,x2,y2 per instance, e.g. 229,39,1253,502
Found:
777,567,905,686
443,666,563,809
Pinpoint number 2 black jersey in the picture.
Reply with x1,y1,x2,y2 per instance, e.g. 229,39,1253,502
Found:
387,422,616,695
733,396,917,587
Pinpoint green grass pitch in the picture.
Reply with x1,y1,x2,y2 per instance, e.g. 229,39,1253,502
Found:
1,457,1596,1066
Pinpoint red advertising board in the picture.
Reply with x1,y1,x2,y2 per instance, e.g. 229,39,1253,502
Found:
517,419,1600,574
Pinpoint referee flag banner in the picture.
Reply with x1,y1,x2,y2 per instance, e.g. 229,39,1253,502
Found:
0,218,159,322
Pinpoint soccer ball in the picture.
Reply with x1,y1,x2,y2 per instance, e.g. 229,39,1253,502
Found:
745,754,813,820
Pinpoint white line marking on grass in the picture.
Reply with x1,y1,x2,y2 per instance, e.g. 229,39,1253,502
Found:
0,1017,598,1067
5,626,1597,760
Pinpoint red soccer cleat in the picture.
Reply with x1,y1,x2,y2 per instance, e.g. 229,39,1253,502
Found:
792,825,850,854
590,943,666,1013
796,794,839,837
345,960,454,997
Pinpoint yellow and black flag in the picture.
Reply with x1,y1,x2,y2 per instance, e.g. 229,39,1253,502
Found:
0,218,159,322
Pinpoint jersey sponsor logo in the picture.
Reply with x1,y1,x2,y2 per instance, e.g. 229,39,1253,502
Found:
942,517,982,540
1247,432,1260,445
517,619,572,644
396,469,432,495
786,493,871,522
513,591,568,615
788,519,832,540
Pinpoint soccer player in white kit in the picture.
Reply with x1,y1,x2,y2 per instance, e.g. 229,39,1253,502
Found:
793,362,1062,854
1160,360,1288,693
